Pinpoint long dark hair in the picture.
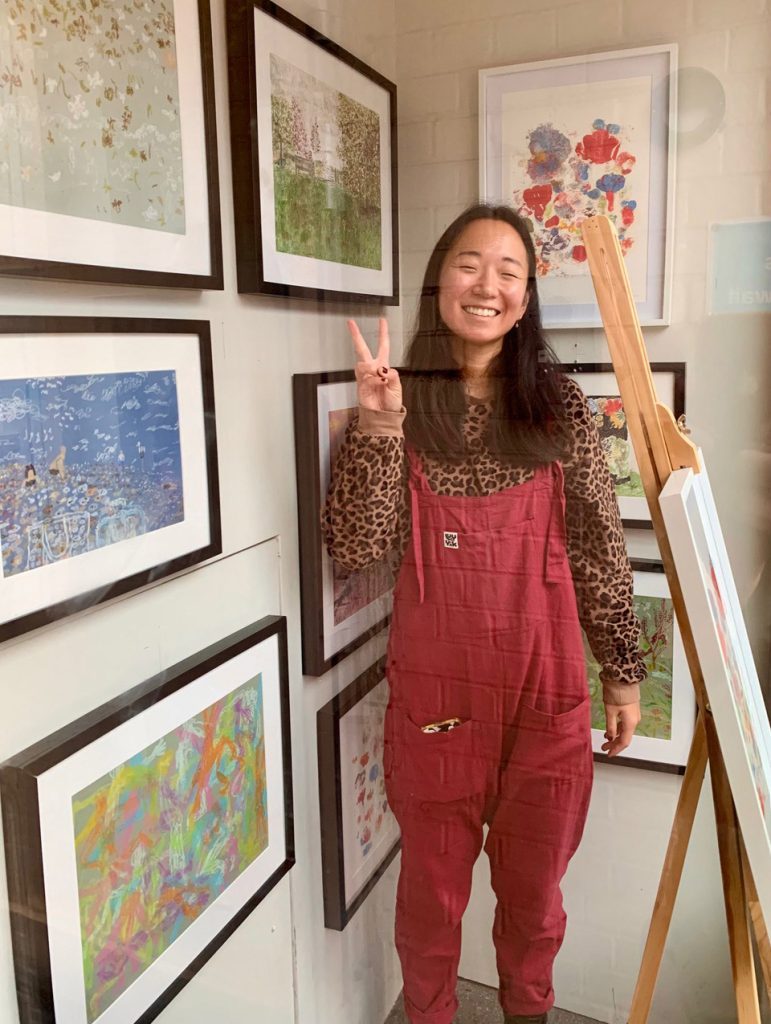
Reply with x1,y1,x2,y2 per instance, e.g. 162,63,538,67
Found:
402,203,572,466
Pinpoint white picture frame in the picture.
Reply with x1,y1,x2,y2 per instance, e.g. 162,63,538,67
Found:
480,44,677,328
660,456,771,922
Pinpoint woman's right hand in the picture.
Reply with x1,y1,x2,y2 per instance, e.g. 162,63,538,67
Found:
348,317,403,413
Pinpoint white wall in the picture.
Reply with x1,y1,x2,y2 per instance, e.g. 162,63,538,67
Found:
393,1,770,1022
0,2,403,1023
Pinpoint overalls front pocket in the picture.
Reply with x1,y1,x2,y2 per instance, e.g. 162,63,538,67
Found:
384,705,488,804
509,696,593,783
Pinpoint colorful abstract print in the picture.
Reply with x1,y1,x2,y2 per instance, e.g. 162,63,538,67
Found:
72,677,268,1022
0,0,185,233
0,370,184,578
512,119,637,276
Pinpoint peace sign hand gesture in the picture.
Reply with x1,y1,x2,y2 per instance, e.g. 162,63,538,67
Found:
348,318,403,414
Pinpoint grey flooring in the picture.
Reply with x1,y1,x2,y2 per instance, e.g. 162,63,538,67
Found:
384,978,602,1023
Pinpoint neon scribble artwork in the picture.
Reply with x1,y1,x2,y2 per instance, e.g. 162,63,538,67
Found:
72,677,268,1021
512,119,638,276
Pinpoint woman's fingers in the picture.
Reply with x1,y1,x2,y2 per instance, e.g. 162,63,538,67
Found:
349,318,391,373
347,319,373,364
376,317,390,367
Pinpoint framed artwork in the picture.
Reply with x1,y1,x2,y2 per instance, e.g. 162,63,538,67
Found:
480,45,676,327
0,1,223,289
586,559,695,774
226,0,399,303
660,457,771,923
0,317,221,642
558,362,685,528
0,616,293,1024
317,656,400,930
293,370,392,676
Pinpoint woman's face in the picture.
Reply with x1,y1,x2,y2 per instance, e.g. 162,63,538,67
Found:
437,218,530,351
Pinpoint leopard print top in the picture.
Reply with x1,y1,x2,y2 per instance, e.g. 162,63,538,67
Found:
322,376,646,704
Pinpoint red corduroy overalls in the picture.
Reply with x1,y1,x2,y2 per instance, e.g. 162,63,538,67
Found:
384,449,593,1024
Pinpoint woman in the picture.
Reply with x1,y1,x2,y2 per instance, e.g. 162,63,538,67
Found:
323,204,645,1024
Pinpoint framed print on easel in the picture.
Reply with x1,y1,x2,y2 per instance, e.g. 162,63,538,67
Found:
293,370,393,676
480,45,676,327
226,0,399,303
0,1,223,289
558,362,686,528
0,316,221,642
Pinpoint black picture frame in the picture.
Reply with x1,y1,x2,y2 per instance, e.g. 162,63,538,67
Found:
317,656,400,930
0,616,294,1024
0,316,222,642
226,0,400,304
557,362,686,529
0,1,223,290
590,558,695,775
293,369,392,676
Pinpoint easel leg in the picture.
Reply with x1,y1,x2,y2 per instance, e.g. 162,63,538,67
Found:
739,835,771,1001
706,718,761,1024
628,717,708,1024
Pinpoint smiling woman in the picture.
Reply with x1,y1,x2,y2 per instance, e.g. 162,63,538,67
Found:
437,219,530,375
322,202,647,1024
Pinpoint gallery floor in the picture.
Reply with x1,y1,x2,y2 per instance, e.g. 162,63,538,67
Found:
384,979,602,1023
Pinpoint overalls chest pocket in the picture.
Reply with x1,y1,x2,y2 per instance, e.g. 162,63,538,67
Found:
420,501,536,575
383,706,488,804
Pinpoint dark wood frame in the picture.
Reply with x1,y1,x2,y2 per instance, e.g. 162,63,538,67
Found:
317,656,400,930
293,369,391,676
0,616,294,1024
0,0,223,290
0,316,222,643
592,558,693,775
226,0,399,304
556,362,686,529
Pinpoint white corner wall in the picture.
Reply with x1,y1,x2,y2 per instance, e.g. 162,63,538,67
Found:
0,2,403,1024
393,1,770,1023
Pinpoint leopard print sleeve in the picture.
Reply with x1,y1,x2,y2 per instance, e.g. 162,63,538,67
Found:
322,411,409,572
559,376,647,703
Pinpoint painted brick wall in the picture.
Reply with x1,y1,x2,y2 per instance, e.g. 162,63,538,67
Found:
393,1,770,1021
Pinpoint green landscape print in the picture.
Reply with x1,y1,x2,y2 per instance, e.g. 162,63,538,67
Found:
269,54,382,270
585,593,675,739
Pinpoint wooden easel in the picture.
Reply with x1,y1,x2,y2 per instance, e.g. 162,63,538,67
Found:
580,216,771,1024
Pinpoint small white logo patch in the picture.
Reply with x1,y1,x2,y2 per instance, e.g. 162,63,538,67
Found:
443,531,459,549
